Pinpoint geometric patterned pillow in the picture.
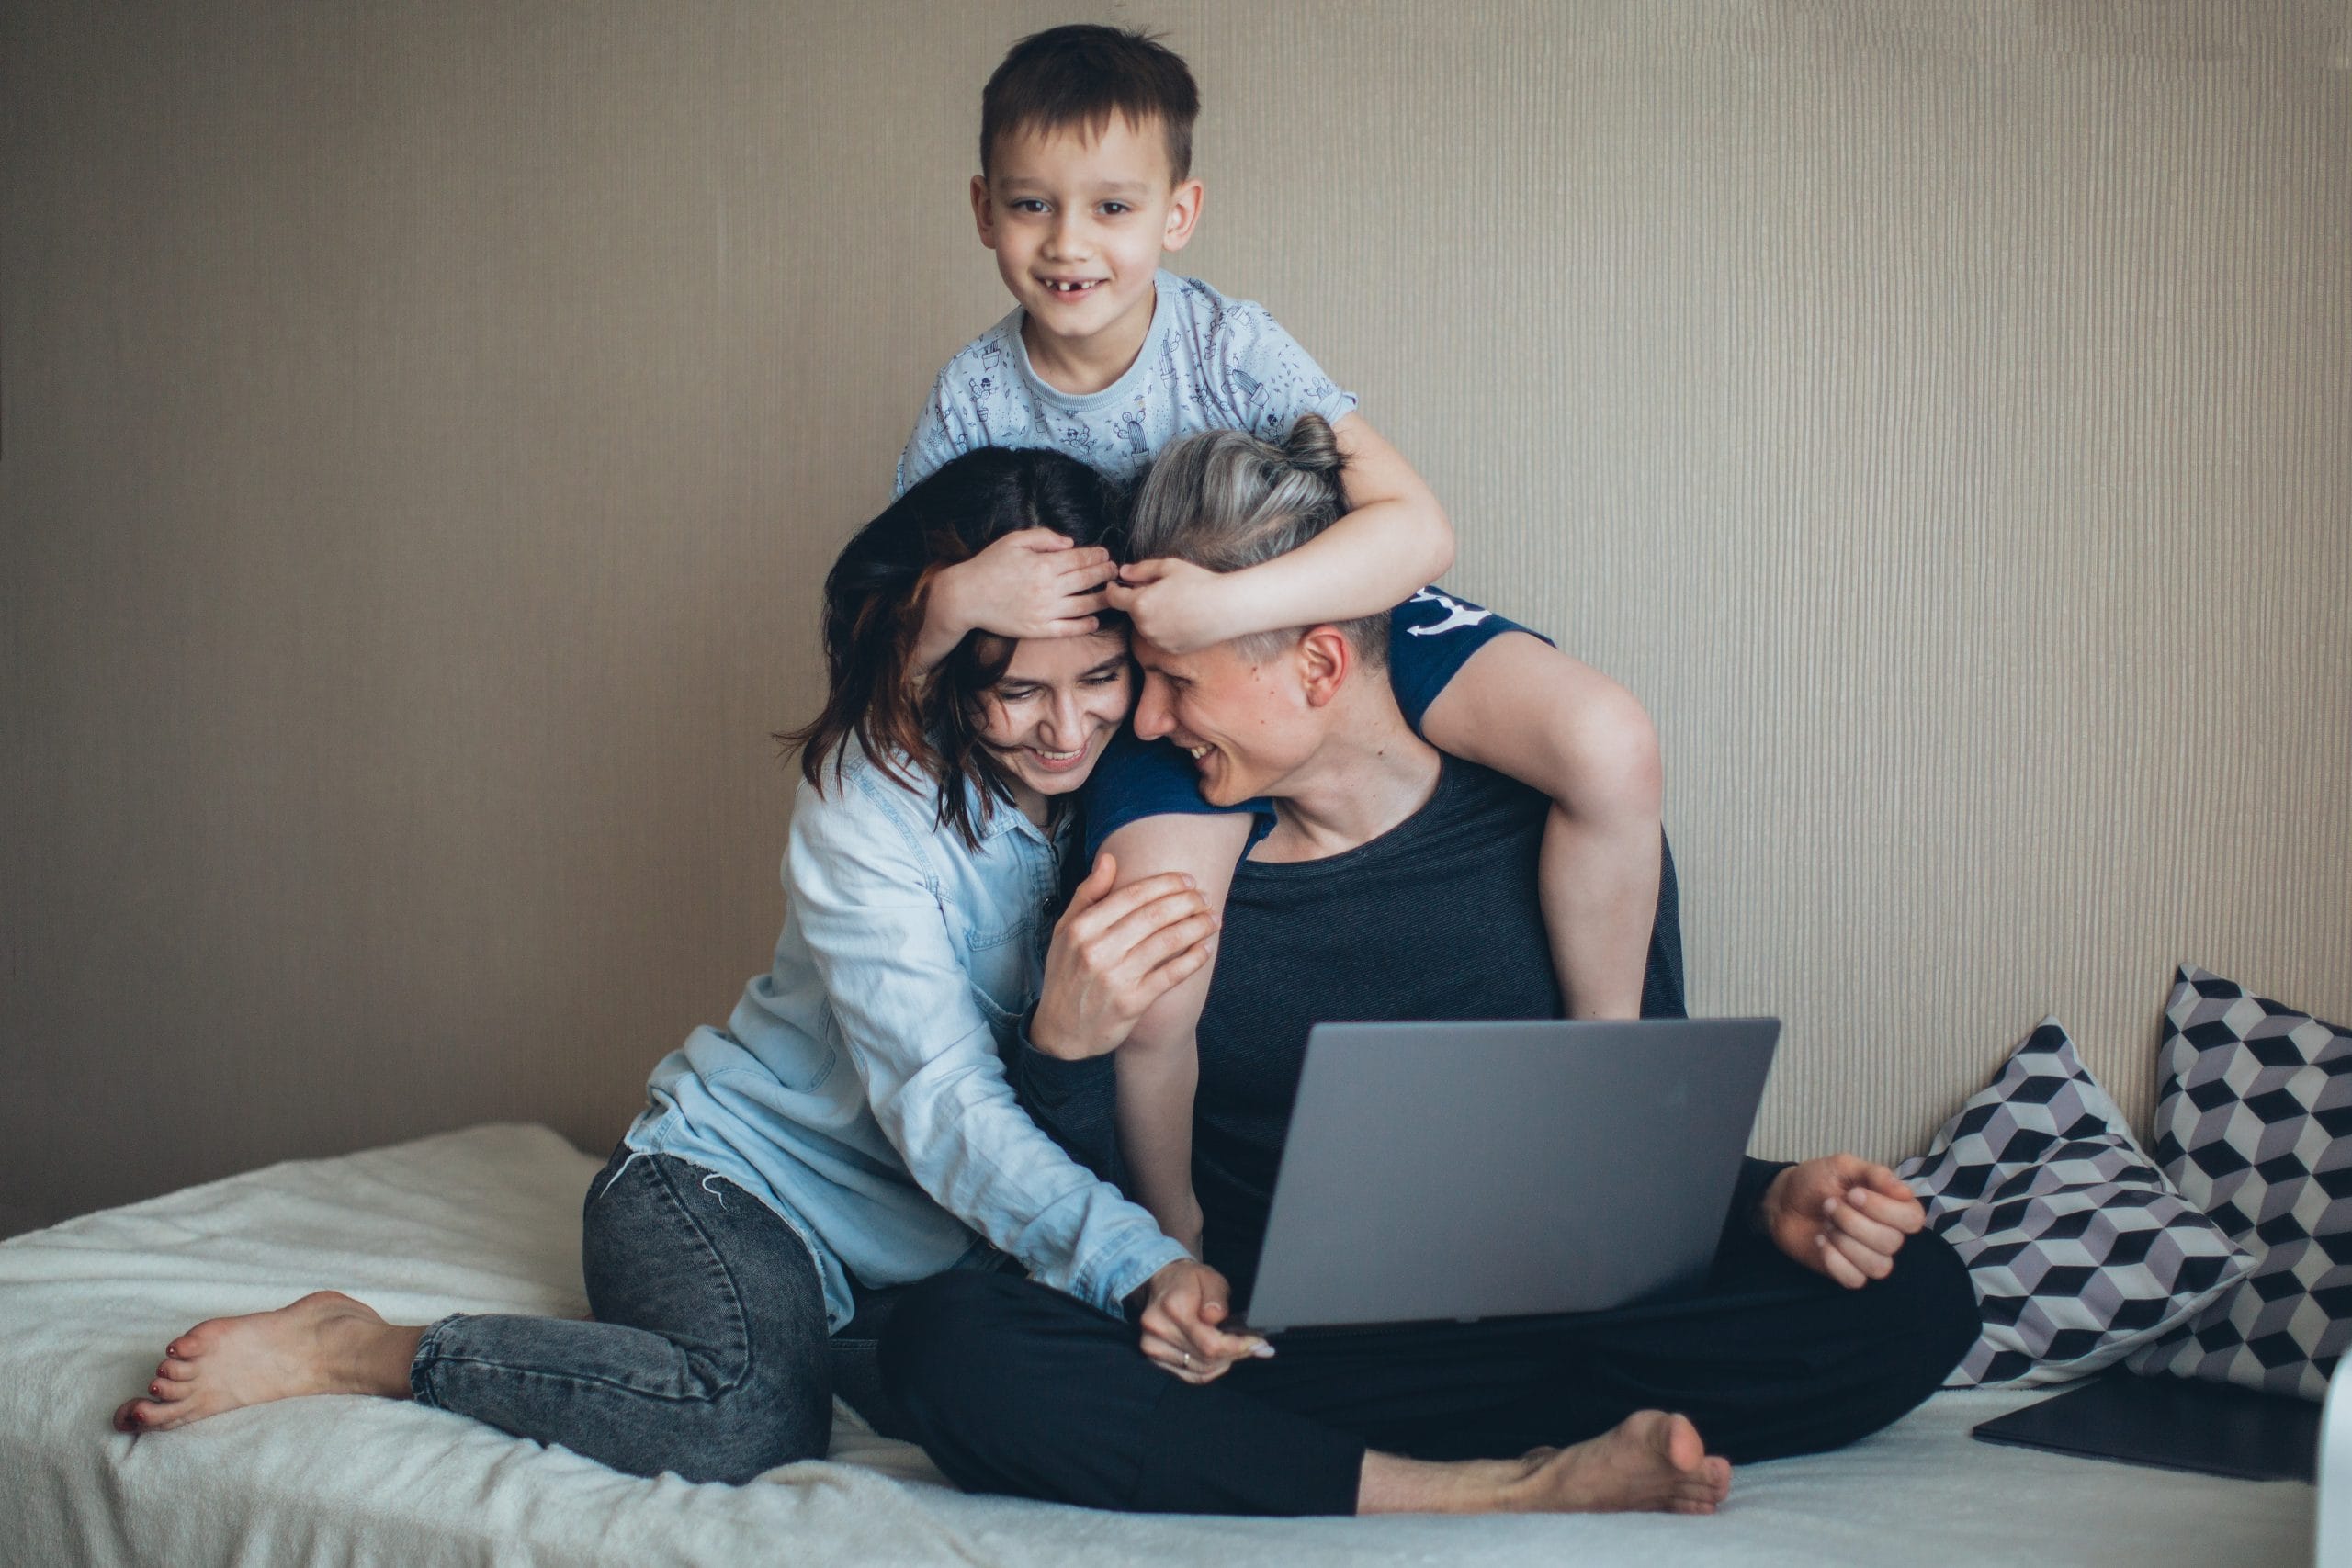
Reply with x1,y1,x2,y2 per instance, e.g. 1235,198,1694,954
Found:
2125,965,2352,1403
1896,1018,2253,1387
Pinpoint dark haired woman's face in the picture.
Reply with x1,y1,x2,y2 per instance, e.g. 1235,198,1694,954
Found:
977,629,1134,813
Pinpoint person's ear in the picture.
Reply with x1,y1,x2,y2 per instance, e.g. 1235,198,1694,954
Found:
1160,177,1204,253
1296,626,1351,709
971,175,999,251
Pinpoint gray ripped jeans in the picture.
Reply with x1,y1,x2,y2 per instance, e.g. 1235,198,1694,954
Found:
409,1144,902,1484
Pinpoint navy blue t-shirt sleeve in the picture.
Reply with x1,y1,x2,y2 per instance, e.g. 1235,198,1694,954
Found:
1384,587,1552,730
1080,589,1550,863
1079,728,1275,865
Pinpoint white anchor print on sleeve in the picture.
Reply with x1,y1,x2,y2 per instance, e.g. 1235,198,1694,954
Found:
1404,587,1495,637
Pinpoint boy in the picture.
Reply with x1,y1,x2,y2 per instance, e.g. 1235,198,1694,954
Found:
898,24,1453,651
899,27,1667,1302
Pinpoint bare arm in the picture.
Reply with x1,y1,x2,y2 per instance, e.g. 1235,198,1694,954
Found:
1419,633,1663,1018
1100,811,1251,1254
1108,412,1454,653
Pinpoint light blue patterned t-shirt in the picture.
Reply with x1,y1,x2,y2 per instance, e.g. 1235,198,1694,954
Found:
895,271,1360,493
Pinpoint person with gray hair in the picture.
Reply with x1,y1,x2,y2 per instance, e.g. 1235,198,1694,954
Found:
1098,413,1668,1279
1102,413,1391,1247
875,415,1979,1519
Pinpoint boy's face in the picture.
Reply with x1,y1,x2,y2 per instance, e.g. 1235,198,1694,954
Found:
971,114,1203,361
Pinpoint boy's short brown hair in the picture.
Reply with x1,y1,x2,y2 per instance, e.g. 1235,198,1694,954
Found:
980,24,1200,184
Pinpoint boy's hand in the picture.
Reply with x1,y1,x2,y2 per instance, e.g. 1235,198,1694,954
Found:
916,528,1116,669
1758,1156,1927,1289
1105,558,1248,654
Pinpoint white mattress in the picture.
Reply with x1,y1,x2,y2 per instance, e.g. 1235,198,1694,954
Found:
0,1123,2312,1568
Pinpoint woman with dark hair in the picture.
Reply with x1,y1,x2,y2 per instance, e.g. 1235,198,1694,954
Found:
110,446,1220,1483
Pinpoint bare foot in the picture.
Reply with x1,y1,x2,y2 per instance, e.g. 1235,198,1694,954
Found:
1507,1411,1733,1516
111,1292,424,1434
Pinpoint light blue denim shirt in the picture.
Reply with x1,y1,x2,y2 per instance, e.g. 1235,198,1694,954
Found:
625,733,1187,1333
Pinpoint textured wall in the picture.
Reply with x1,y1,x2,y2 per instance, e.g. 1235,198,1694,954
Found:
4,1,2346,1236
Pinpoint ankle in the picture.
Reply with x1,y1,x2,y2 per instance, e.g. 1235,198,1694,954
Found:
365,1322,426,1396
1358,1451,1527,1516
328,1316,424,1398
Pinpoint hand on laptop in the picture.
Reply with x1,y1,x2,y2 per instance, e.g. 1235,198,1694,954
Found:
1759,1156,1927,1290
1131,1258,1273,1383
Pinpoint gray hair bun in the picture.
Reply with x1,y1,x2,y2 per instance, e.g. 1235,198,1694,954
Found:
1281,412,1345,478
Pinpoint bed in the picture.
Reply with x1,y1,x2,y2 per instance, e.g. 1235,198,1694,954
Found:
0,1123,2312,1567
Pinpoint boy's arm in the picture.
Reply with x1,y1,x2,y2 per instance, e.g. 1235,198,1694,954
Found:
1418,633,1664,1019
1109,412,1454,653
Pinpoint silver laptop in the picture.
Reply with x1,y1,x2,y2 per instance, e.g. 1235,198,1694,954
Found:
1244,1019,1781,1333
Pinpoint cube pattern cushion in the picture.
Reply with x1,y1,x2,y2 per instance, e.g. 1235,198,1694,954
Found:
2127,965,2352,1402
1897,1018,2252,1387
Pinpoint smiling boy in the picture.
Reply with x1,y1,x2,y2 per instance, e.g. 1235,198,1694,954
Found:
967,86,1201,407
897,25,1457,652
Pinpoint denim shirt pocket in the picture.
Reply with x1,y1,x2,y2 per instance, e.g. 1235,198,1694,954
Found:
730,975,842,1094
961,919,1036,1042
795,1012,844,1093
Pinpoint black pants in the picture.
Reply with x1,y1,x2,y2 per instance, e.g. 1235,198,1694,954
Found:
879,1219,1979,1516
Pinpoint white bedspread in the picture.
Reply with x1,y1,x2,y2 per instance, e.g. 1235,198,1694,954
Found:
0,1123,2312,1567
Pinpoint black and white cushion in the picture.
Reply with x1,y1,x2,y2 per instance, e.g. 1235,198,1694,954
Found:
1897,1018,2252,1387
2127,965,2352,1402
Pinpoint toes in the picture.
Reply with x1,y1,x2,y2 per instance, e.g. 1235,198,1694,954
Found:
174,1314,248,1358
1661,1412,1707,1472
160,1357,198,1381
115,1397,188,1432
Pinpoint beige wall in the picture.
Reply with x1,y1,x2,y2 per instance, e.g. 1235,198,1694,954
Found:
4,1,2347,1237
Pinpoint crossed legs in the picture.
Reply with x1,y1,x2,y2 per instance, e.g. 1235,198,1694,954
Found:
880,1223,1976,1517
